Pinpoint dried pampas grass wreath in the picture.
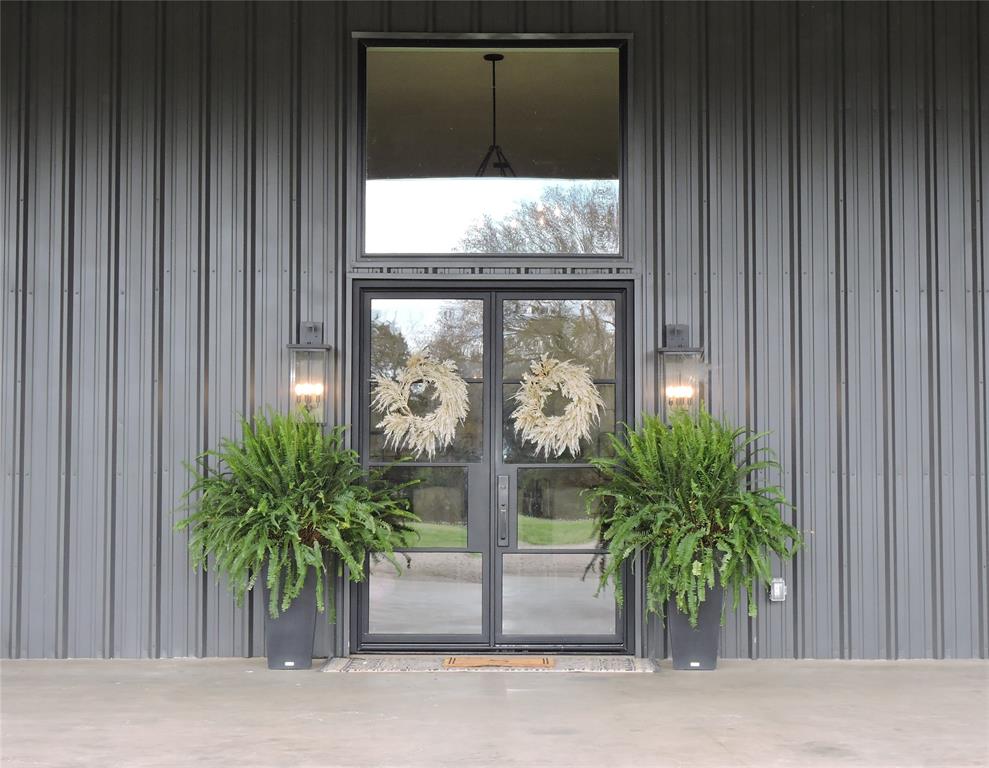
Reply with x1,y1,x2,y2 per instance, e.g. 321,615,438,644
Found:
371,353,470,460
511,355,605,459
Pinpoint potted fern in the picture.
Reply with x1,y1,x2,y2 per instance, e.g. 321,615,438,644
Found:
176,410,417,670
587,408,801,670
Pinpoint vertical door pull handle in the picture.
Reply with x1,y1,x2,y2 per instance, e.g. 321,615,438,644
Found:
497,475,509,546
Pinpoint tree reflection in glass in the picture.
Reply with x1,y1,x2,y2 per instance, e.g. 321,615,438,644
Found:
503,299,616,380
461,182,617,254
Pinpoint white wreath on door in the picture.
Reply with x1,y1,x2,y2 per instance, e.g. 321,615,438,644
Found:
371,353,469,460
510,354,605,459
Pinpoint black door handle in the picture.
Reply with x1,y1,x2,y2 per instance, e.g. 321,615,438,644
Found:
497,475,509,546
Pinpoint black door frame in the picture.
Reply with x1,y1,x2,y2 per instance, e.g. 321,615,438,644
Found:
350,280,636,654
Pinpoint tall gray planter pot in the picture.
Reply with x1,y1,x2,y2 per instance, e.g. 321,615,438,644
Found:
262,565,317,670
668,583,724,670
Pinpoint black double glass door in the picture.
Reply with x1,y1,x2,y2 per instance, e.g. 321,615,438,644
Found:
355,288,627,651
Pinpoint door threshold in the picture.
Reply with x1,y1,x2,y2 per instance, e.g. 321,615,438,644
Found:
322,654,657,673
354,644,630,654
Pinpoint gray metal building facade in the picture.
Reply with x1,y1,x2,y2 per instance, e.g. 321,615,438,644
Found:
2,0,986,660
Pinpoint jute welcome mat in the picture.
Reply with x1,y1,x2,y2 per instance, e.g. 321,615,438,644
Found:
443,656,553,669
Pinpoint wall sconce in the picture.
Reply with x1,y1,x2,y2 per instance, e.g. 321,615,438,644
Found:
658,324,706,417
287,321,331,424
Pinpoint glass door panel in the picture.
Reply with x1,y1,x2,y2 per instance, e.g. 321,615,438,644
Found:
494,294,623,645
360,295,490,645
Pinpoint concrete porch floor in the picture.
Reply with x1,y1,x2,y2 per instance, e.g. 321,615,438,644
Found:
1,658,987,767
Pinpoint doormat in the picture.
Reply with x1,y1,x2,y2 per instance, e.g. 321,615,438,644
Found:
444,656,553,669
324,655,655,673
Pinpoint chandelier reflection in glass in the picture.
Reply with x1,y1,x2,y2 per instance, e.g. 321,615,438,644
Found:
475,53,517,178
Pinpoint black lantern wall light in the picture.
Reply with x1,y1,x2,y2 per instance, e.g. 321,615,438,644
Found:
658,324,707,418
287,321,331,424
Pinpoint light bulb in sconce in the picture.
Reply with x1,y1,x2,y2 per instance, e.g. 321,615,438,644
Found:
294,382,325,398
665,384,695,400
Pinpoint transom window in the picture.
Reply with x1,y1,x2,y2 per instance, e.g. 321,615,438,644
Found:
362,42,624,257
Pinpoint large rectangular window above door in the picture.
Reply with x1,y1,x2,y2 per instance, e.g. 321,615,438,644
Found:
363,45,622,255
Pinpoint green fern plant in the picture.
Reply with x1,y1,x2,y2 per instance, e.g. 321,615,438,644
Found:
587,408,801,627
175,410,418,620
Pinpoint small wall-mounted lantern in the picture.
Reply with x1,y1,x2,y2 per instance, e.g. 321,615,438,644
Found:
288,321,331,424
658,324,706,417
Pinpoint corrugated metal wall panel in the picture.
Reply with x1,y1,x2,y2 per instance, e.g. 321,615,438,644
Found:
114,0,158,661
750,0,798,661
205,0,253,660
888,1,928,659
66,0,113,660
20,2,71,660
0,0,23,662
932,0,983,659
712,0,762,659
157,4,207,656
978,1,989,662
841,0,887,660
297,1,346,657
1,0,985,660
157,0,205,661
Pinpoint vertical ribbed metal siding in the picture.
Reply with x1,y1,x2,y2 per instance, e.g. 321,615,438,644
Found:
1,0,985,659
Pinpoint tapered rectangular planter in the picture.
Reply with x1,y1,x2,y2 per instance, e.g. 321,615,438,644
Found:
262,566,317,670
668,584,723,670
